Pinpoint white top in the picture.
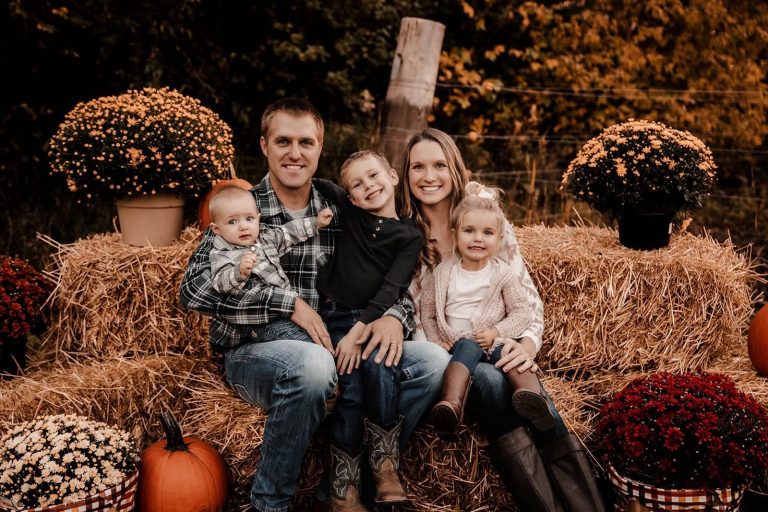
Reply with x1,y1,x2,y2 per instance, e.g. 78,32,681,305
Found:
444,261,493,333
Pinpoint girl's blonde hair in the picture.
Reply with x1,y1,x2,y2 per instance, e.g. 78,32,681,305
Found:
399,128,470,272
450,181,506,233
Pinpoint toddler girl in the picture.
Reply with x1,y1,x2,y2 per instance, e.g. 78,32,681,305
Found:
420,182,556,434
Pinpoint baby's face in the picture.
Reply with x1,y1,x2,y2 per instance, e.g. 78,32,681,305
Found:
343,156,399,218
211,194,261,246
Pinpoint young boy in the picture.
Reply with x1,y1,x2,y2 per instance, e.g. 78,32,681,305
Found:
208,185,333,343
314,150,424,509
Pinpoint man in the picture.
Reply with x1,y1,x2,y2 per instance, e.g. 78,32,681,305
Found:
180,98,448,512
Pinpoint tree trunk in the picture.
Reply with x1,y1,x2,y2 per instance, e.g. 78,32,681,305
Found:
378,17,445,170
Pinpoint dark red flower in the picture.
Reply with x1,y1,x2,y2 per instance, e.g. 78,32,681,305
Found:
595,371,768,488
0,256,50,341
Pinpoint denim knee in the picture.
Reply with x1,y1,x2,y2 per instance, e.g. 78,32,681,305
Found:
293,346,336,400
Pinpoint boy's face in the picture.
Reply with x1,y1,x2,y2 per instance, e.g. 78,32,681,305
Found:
211,194,261,246
343,156,399,218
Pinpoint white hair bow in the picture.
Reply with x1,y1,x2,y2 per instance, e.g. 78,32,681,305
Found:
477,188,494,199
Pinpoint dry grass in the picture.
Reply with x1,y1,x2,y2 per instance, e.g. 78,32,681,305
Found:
519,225,760,375
39,228,210,359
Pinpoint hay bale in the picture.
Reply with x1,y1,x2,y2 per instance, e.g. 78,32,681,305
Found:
518,225,759,374
40,228,210,359
0,354,206,442
178,368,593,511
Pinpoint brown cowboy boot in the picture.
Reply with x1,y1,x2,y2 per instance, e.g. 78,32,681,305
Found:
507,368,557,431
542,433,607,512
364,417,407,505
330,445,367,512
489,427,565,512
429,361,472,433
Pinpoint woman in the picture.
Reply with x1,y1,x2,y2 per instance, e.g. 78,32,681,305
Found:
399,128,605,512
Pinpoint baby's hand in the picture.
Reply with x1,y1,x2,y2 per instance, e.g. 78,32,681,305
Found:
473,327,499,350
316,208,334,229
239,252,258,278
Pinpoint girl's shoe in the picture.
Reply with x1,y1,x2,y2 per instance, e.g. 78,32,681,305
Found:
429,361,472,433
506,369,556,431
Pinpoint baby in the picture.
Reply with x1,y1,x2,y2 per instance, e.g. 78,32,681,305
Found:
208,185,333,342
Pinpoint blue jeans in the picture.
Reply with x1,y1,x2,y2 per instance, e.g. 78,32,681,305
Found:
321,306,402,455
223,338,336,512
315,339,450,504
252,317,313,344
469,361,569,442
225,335,448,511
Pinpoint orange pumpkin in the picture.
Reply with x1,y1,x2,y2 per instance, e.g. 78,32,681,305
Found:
139,411,229,511
197,177,253,230
749,304,768,377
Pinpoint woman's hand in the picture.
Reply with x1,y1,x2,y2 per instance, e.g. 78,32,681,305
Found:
495,337,539,373
360,316,403,367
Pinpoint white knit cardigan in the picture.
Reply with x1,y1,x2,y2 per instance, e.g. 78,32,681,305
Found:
419,255,535,352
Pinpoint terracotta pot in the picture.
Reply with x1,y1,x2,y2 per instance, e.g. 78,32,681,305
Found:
618,211,673,250
115,194,184,247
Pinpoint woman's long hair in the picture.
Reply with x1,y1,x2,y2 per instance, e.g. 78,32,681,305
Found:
398,128,470,273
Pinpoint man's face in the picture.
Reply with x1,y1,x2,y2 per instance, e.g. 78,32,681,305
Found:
260,112,323,196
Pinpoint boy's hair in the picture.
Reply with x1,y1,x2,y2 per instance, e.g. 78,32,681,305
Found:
339,149,391,190
208,185,258,223
260,98,325,142
399,128,471,272
450,181,506,232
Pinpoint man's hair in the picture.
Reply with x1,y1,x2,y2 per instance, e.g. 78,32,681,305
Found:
339,149,391,190
208,185,258,223
260,98,324,142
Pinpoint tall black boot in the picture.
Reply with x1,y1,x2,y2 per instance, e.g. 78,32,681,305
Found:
489,427,565,512
542,433,606,512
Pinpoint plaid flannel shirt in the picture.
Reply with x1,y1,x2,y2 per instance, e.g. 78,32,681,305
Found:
180,175,415,350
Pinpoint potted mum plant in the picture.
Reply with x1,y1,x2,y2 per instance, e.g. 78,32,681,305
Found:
561,119,716,250
0,256,50,378
0,414,140,511
48,86,234,246
594,371,768,511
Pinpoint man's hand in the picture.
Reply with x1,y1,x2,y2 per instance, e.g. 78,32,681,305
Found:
473,327,499,350
495,339,538,374
360,316,403,367
290,297,332,352
239,252,258,278
316,208,334,229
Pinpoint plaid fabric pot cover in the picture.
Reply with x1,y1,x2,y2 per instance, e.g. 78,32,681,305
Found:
0,471,138,512
608,465,744,511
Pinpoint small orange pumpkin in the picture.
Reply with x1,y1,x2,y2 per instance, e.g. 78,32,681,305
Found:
748,303,768,377
138,411,229,511
197,165,253,230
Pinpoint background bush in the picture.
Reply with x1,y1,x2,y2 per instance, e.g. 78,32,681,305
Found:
2,0,766,293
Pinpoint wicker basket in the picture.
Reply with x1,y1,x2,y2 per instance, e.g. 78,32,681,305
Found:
1,472,138,512
608,465,744,512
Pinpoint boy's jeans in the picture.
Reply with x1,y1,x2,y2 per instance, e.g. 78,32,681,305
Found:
321,304,402,455
223,327,448,511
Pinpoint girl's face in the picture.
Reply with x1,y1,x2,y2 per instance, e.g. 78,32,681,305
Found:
407,140,453,207
454,209,503,268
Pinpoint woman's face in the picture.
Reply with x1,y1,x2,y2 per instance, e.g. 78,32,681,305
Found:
407,140,453,207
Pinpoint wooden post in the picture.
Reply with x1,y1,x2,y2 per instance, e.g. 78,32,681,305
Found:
378,17,445,170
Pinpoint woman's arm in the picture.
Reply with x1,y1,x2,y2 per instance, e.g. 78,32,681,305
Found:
500,222,544,351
